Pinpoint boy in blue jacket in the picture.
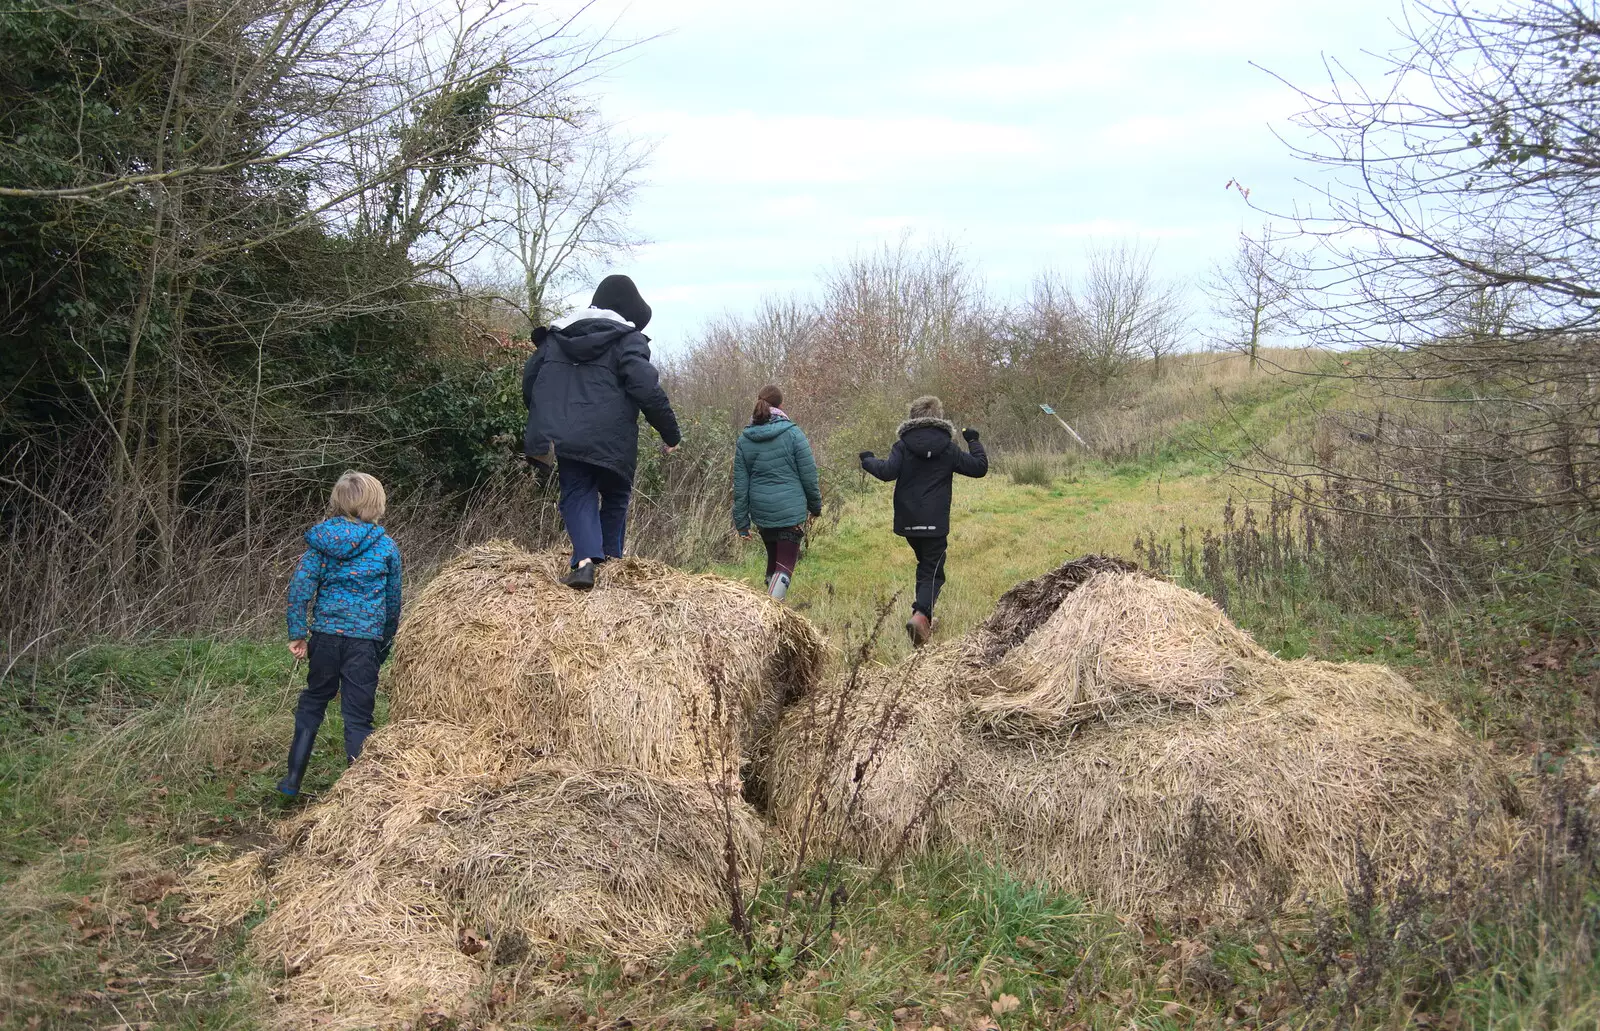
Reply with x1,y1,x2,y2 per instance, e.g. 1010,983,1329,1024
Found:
278,470,403,797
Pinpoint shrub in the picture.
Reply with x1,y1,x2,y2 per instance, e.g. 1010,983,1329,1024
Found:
1004,453,1066,488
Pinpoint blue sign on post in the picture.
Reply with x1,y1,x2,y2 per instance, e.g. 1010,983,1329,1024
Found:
1037,402,1088,448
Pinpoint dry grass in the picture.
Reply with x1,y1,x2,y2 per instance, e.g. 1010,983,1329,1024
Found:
190,721,769,1030
767,558,1521,914
949,658,1518,912
767,650,960,860
1076,347,1329,460
386,541,825,780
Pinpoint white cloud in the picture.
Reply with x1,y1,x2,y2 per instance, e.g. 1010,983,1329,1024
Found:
534,0,1413,341
635,110,1047,186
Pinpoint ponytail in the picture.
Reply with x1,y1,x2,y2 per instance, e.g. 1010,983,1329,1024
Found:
752,384,784,426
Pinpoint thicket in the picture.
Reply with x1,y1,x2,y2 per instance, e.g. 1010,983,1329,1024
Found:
667,238,1188,463
0,0,641,642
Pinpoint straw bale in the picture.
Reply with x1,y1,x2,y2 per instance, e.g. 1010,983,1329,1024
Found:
946,667,1518,911
767,650,966,856
443,764,766,961
973,572,1272,729
386,541,824,778
187,721,766,1030
765,560,1521,913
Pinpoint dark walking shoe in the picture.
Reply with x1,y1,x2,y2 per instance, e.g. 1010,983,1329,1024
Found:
561,562,596,591
906,612,932,648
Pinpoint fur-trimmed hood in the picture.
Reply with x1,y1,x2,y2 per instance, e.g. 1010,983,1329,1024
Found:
898,416,956,439
897,417,956,460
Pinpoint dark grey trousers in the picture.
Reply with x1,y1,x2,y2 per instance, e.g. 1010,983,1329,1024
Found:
295,633,378,762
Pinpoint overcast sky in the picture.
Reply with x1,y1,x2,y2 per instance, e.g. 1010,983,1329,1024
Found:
550,0,1406,350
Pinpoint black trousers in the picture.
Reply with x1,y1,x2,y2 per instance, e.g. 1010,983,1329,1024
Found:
295,633,379,763
906,535,948,618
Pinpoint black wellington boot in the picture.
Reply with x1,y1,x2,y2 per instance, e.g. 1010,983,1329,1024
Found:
276,727,317,798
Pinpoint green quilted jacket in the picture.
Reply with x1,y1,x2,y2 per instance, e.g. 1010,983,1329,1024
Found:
732,417,822,533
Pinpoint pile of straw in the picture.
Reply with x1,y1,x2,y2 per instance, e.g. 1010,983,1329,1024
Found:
768,560,1519,912
192,722,766,1030
968,554,1140,664
768,654,962,858
189,543,816,1029
973,573,1272,730
387,542,824,779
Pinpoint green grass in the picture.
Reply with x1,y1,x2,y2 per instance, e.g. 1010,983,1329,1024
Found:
480,850,1600,1031
0,640,362,1029
719,459,1249,663
714,352,1345,663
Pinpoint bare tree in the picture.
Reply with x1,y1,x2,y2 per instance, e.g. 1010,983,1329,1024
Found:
1202,225,1302,368
1261,0,1600,523
1282,0,1600,350
1074,241,1188,382
995,271,1091,396
665,296,819,427
486,112,651,325
817,237,978,389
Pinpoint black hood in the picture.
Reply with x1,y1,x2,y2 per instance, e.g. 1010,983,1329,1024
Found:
551,319,638,362
898,416,955,458
591,274,652,331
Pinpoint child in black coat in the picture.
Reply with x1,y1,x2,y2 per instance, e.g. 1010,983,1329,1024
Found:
860,396,987,647
523,275,681,590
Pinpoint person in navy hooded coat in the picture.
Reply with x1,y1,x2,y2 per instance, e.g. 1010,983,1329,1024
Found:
523,275,682,590
279,470,403,797
860,396,987,648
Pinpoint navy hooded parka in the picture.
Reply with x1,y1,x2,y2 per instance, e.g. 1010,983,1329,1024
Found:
522,317,681,483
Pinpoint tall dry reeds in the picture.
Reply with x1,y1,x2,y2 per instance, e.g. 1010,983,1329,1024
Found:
0,444,749,650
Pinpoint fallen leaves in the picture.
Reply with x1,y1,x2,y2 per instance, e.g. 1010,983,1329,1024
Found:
458,927,488,957
126,871,178,905
68,897,118,942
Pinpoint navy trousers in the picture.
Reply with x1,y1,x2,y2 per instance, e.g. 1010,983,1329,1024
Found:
558,458,632,567
295,633,379,763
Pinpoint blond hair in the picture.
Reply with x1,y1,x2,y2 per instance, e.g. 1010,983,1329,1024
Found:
328,470,387,523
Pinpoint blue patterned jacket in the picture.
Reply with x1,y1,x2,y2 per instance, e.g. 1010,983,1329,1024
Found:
286,518,403,645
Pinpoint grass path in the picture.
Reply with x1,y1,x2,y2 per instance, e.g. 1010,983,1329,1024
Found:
714,352,1333,659
717,462,1239,660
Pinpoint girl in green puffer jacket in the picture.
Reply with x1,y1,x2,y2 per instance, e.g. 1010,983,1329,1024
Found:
733,385,822,601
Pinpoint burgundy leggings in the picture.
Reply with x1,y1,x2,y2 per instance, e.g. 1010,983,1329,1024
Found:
761,527,804,581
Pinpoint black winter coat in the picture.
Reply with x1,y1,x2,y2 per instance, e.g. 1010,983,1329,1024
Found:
861,417,988,537
523,317,681,482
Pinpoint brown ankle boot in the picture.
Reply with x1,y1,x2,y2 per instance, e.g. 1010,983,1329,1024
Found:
906,611,932,648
